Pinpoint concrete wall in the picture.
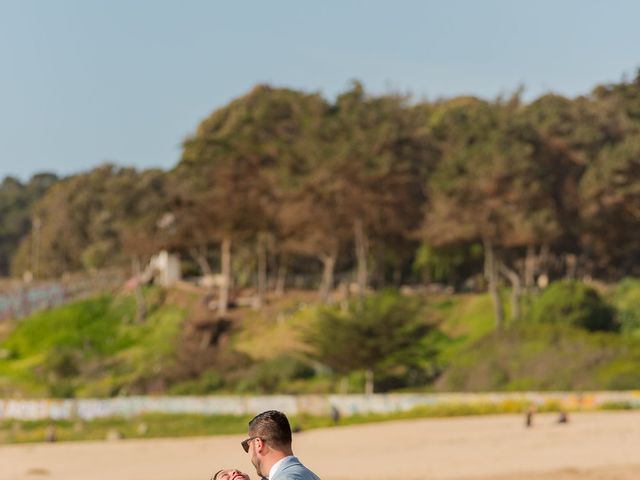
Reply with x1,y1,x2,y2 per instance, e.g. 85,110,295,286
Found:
2,392,640,421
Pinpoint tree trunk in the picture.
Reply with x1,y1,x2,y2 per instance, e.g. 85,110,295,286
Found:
32,216,42,280
339,376,348,394
500,262,522,323
319,250,337,304
538,243,551,287
354,219,369,299
218,236,231,317
364,368,374,395
483,237,504,330
199,330,213,351
565,253,577,280
275,254,287,297
256,233,267,308
422,262,432,287
393,263,402,287
132,255,146,324
189,246,213,276
524,244,536,290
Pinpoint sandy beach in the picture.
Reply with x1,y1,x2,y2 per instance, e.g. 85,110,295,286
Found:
2,411,640,480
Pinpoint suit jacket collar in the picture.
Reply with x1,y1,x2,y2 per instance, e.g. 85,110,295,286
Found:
269,456,300,479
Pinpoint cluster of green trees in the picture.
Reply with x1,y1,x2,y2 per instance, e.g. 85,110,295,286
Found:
3,73,640,325
0,174,58,277
7,166,168,278
306,289,441,394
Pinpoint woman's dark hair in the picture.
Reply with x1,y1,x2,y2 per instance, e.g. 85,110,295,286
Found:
211,470,224,480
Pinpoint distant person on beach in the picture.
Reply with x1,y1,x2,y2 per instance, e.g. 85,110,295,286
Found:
525,405,535,428
211,468,250,480
45,424,57,442
557,410,569,424
330,405,340,424
243,410,320,480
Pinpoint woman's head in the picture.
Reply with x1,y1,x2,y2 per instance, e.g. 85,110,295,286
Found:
211,468,249,480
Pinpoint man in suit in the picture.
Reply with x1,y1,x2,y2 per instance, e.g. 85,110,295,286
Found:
242,410,321,480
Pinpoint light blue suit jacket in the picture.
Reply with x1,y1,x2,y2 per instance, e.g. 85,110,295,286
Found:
270,456,321,480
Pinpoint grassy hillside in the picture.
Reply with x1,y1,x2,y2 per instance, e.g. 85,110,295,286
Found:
0,287,190,397
2,280,640,398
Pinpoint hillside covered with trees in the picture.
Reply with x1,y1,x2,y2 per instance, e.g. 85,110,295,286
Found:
3,75,640,305
2,73,640,397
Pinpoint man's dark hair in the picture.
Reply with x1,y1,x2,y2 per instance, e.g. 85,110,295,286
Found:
248,410,292,449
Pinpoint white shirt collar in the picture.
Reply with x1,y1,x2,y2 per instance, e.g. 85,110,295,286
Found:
268,456,292,480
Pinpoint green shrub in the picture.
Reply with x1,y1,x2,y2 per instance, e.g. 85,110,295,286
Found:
1,296,131,358
596,358,640,390
169,371,225,395
306,289,440,393
48,381,76,399
529,280,617,332
44,346,81,378
436,324,640,391
610,277,640,337
601,401,640,410
0,289,187,397
233,355,316,394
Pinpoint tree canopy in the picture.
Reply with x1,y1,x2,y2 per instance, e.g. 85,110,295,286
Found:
3,72,640,326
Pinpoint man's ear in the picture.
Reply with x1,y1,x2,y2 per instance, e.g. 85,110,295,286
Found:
255,437,266,453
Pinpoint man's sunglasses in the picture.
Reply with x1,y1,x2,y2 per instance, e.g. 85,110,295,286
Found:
241,436,260,452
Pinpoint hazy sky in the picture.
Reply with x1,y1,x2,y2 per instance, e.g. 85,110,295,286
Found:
1,0,639,181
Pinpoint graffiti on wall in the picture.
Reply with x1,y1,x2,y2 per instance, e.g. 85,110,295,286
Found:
1,392,639,421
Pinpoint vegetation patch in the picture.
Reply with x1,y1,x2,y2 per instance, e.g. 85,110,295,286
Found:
0,288,189,397
4,398,638,445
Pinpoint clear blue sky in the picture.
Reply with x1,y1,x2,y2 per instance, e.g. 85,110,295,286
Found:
1,0,639,181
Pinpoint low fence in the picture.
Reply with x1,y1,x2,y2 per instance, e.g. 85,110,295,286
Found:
0,270,125,321
2,391,640,421
0,284,65,321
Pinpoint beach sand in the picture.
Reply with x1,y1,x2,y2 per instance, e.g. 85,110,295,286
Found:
1,411,639,480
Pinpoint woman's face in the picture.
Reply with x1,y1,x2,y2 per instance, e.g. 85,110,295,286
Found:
213,469,250,480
